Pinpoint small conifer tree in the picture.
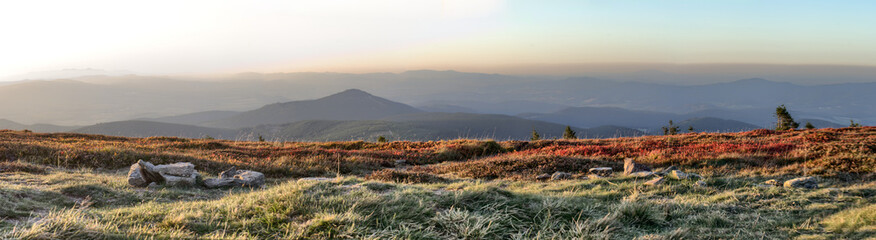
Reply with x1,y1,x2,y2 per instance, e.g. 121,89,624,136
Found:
562,126,577,139
258,135,265,142
775,104,799,130
531,129,540,141
849,120,861,127
662,120,679,135
805,122,815,130
688,126,694,133
377,136,387,143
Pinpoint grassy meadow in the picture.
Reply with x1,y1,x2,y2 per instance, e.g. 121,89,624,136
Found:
0,127,874,239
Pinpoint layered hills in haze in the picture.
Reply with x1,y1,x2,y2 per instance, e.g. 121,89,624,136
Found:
68,89,642,141
0,71,871,126
0,70,867,141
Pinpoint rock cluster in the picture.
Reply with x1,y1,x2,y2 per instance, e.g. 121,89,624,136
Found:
128,160,199,187
622,159,704,186
526,158,818,190
127,160,264,189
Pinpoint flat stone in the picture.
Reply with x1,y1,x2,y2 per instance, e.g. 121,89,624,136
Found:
784,177,818,189
645,177,665,186
297,177,334,182
154,162,195,177
764,179,779,186
551,172,572,181
535,174,551,181
695,180,707,187
630,171,655,178
204,178,236,188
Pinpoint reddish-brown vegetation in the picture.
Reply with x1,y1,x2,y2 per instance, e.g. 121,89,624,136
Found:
0,127,873,179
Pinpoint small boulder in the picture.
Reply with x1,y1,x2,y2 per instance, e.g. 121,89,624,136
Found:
203,178,236,188
630,171,655,178
234,170,266,187
667,170,689,180
764,179,780,186
127,160,165,187
624,158,652,176
645,177,665,186
551,172,572,181
589,167,613,177
587,174,604,180
784,177,818,189
695,180,707,187
395,159,407,165
536,173,551,181
297,177,335,183
688,173,703,179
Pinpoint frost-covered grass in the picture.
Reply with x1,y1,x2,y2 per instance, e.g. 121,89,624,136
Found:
2,169,873,239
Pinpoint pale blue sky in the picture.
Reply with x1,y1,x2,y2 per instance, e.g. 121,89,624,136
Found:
1,0,874,78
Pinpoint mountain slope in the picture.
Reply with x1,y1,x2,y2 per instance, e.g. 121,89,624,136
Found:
0,119,78,133
72,121,238,139
519,107,679,128
243,112,643,141
208,89,423,129
798,119,846,129
143,110,241,126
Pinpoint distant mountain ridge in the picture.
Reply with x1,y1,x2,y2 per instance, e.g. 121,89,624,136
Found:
241,113,643,142
519,107,843,132
207,89,423,129
0,119,79,133
0,71,873,125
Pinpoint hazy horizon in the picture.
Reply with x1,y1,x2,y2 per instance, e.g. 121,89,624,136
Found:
6,62,876,85
2,0,875,82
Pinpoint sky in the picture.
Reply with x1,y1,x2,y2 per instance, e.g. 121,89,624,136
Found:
1,0,875,79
